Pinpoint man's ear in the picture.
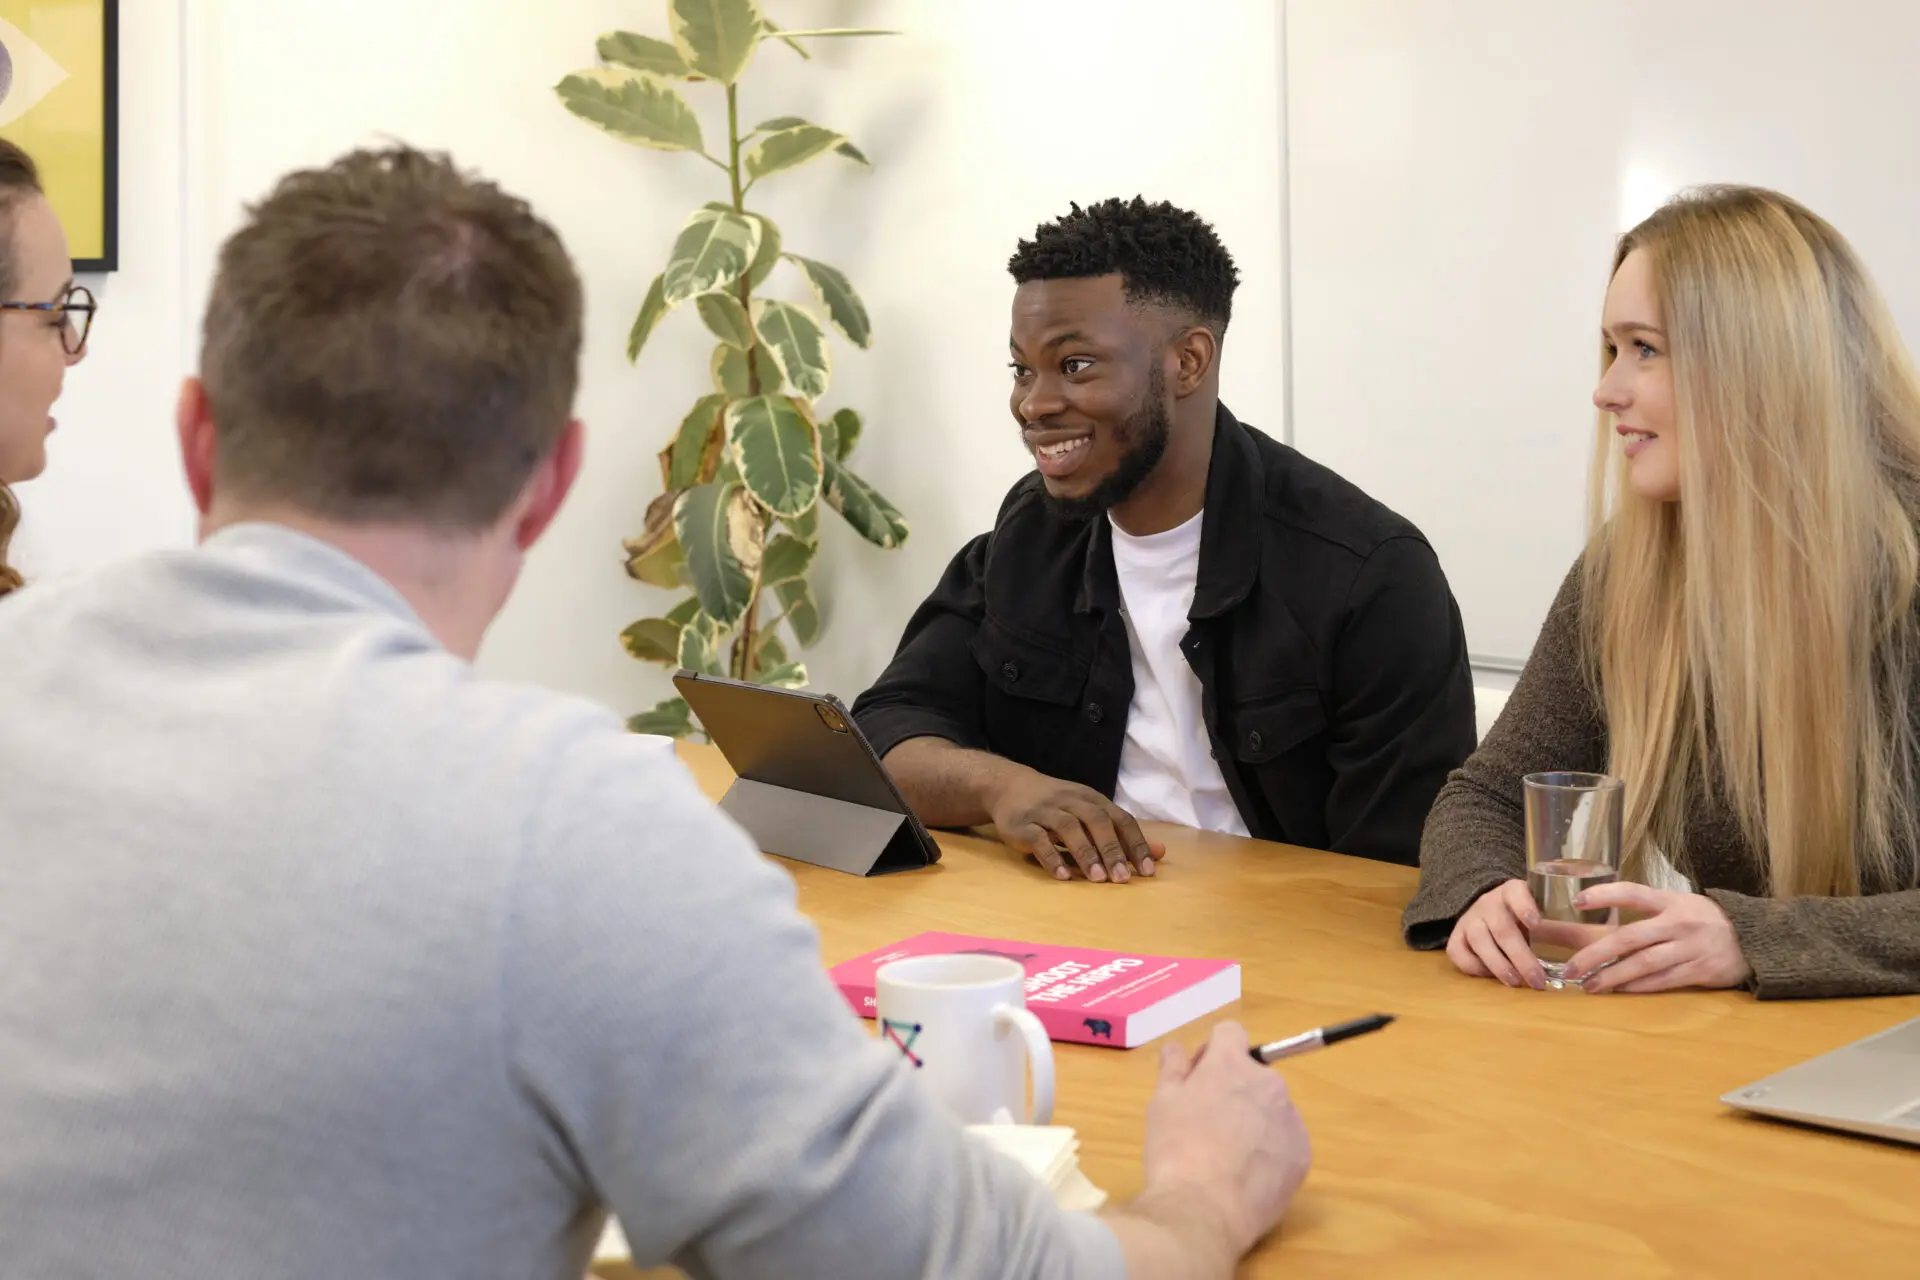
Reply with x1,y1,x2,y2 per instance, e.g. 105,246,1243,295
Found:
176,377,218,516
1169,324,1219,399
513,419,584,551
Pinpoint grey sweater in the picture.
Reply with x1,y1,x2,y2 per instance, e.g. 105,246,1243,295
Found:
1405,562,1920,998
0,524,1120,1279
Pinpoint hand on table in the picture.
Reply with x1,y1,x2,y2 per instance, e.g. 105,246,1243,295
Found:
1560,883,1753,993
1445,879,1547,990
1140,1021,1312,1259
984,763,1165,883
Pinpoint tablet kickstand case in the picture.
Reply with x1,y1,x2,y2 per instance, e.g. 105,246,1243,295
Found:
673,672,940,877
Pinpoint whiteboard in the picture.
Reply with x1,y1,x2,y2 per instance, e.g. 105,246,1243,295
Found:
1284,0,1920,665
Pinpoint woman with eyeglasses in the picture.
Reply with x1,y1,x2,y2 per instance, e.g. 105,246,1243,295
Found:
0,137,92,597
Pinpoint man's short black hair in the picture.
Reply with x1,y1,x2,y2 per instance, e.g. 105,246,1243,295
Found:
1008,196,1240,335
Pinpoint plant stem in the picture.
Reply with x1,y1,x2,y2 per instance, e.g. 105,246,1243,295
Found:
726,84,762,399
726,80,765,683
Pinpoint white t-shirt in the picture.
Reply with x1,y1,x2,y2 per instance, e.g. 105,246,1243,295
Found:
1108,511,1250,836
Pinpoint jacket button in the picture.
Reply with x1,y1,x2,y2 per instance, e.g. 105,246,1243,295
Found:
1086,703,1104,724
1248,731,1264,752
1001,662,1019,683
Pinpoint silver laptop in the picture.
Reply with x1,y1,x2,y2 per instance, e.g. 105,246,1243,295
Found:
1721,1017,1920,1146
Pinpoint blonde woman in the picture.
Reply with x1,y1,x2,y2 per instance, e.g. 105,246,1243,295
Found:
1406,186,1920,998
0,138,93,597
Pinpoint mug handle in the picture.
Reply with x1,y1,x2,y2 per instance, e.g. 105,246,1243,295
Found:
992,1004,1055,1124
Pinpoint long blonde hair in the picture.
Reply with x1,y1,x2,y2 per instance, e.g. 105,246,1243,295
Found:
0,481,21,597
1584,186,1920,897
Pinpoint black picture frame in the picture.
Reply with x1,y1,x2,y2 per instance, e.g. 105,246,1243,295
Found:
70,0,115,272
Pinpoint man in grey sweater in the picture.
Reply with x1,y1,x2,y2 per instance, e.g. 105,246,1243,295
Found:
0,147,1310,1278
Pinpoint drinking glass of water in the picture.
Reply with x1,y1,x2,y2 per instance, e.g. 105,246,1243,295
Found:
1523,771,1624,989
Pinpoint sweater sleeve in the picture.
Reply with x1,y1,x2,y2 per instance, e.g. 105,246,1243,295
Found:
1402,562,1608,949
501,736,1122,1280
1705,887,1920,999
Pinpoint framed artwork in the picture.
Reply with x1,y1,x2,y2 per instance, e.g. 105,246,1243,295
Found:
0,0,115,271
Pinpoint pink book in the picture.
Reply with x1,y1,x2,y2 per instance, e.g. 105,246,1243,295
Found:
829,931,1242,1049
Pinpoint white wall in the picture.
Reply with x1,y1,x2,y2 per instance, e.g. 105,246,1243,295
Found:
156,0,1286,717
12,0,196,576
1287,0,1920,668
16,1,1287,714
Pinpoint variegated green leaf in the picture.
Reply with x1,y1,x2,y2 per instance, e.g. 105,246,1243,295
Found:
674,481,761,627
598,31,693,78
786,255,871,348
556,69,704,152
757,660,809,689
775,576,822,646
760,533,815,584
751,299,832,400
753,115,809,132
726,396,822,519
677,610,725,674
666,596,703,626
622,491,683,588
627,274,671,363
743,212,782,289
823,454,908,549
834,139,871,166
620,617,684,664
745,124,848,182
829,407,862,460
670,0,763,85
712,343,754,397
669,394,726,489
624,535,685,589
784,503,820,544
628,696,696,737
755,630,789,667
663,207,760,306
695,292,755,348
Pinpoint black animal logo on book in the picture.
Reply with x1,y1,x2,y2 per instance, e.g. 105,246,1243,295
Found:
1083,1018,1114,1040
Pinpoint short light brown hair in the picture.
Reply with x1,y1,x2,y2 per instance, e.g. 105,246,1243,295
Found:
200,146,582,528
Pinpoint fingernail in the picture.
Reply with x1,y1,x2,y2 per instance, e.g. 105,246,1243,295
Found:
1088,864,1106,882
1573,893,1590,909
1113,866,1129,883
1140,858,1155,875
1054,867,1071,881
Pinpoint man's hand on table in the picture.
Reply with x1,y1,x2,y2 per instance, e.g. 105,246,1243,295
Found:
1107,1021,1313,1278
981,761,1165,883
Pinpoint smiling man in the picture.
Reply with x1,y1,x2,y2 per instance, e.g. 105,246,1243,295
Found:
852,198,1476,880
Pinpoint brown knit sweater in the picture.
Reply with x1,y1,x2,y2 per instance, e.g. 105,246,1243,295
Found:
1404,563,1920,999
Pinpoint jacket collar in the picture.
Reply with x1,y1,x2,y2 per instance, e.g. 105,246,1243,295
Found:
1075,402,1264,619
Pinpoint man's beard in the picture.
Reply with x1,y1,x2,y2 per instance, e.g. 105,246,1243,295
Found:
1042,370,1172,522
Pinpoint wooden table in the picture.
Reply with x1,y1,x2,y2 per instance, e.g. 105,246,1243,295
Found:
600,745,1920,1279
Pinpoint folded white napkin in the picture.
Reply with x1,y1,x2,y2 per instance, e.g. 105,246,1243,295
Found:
966,1122,1110,1213
593,1216,629,1264
591,1123,1110,1264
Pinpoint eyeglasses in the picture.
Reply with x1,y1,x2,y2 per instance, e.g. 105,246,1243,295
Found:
0,284,95,355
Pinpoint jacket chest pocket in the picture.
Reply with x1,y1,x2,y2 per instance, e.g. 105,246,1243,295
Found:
1222,688,1326,764
969,622,1096,776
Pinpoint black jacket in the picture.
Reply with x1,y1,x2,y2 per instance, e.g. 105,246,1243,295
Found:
852,405,1476,865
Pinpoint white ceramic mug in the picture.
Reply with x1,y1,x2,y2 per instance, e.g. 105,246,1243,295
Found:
874,953,1055,1125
